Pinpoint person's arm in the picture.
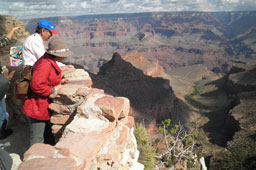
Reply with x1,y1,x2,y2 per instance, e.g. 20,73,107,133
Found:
0,37,10,48
30,61,53,97
0,27,21,48
6,27,21,40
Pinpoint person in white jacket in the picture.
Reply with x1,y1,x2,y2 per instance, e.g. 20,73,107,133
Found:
22,19,66,67
22,19,72,70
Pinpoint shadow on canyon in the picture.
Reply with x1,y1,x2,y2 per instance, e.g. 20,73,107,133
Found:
198,89,241,147
70,54,241,147
87,53,175,125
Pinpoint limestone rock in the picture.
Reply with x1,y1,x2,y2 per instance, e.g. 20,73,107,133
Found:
65,116,109,133
77,93,106,119
63,69,91,81
10,153,22,170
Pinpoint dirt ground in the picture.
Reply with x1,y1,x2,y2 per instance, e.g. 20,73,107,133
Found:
0,120,30,160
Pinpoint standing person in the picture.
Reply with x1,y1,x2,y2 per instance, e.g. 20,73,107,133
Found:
22,19,72,69
0,26,21,139
22,37,72,146
22,19,58,66
21,19,72,145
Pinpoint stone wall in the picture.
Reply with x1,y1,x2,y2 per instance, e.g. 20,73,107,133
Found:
18,68,144,170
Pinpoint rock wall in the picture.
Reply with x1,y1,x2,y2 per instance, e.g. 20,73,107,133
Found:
18,68,144,170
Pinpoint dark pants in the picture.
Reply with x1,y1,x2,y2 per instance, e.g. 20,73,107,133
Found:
28,117,55,147
0,149,12,170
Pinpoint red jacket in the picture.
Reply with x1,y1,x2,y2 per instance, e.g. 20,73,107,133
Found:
22,54,61,120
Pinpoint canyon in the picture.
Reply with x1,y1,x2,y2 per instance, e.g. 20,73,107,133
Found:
0,11,256,169
23,11,256,74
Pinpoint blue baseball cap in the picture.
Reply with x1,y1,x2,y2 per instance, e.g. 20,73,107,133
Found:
38,20,58,34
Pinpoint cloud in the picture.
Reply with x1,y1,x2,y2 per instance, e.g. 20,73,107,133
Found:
123,3,135,8
1,0,256,19
11,2,25,8
221,0,240,3
80,1,88,8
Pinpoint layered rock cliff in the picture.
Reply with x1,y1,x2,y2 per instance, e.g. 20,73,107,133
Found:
24,11,256,73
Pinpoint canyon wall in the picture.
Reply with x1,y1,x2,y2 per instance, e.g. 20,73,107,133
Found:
23,11,256,73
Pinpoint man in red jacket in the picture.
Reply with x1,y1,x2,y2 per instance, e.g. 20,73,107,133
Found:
22,37,72,146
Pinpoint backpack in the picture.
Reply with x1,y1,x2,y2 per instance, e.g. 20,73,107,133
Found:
0,74,9,101
15,66,32,99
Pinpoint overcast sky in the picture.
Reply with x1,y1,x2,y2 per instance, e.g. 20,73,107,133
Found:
0,0,256,20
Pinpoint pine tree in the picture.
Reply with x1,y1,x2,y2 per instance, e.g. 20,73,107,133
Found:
134,122,155,170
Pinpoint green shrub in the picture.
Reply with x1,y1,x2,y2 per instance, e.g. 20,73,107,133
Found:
185,85,200,102
138,144,156,170
134,122,149,146
134,122,155,170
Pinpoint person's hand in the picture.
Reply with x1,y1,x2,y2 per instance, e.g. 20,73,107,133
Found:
7,26,21,40
60,65,74,71
61,78,69,84
54,84,63,91
12,27,21,32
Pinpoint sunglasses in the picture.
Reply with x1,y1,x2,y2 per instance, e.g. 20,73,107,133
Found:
44,29,52,36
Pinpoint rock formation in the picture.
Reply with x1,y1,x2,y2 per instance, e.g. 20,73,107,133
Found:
90,52,178,127
18,68,144,170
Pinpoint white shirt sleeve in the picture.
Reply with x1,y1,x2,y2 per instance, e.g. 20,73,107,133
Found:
56,61,66,67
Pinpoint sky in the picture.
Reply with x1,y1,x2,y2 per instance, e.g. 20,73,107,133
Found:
0,0,256,20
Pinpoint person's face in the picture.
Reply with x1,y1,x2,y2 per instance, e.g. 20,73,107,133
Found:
54,56,65,62
41,28,52,41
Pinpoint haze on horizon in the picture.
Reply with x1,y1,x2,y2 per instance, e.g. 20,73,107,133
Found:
0,0,256,20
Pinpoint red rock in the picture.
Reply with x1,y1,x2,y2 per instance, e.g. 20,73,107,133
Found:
122,51,164,77
67,80,93,88
117,97,130,119
48,103,71,114
89,88,104,95
74,87,90,96
50,115,70,125
23,143,56,161
126,116,135,129
146,120,158,136
58,148,71,157
55,131,112,167
94,96,124,121
18,158,77,170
